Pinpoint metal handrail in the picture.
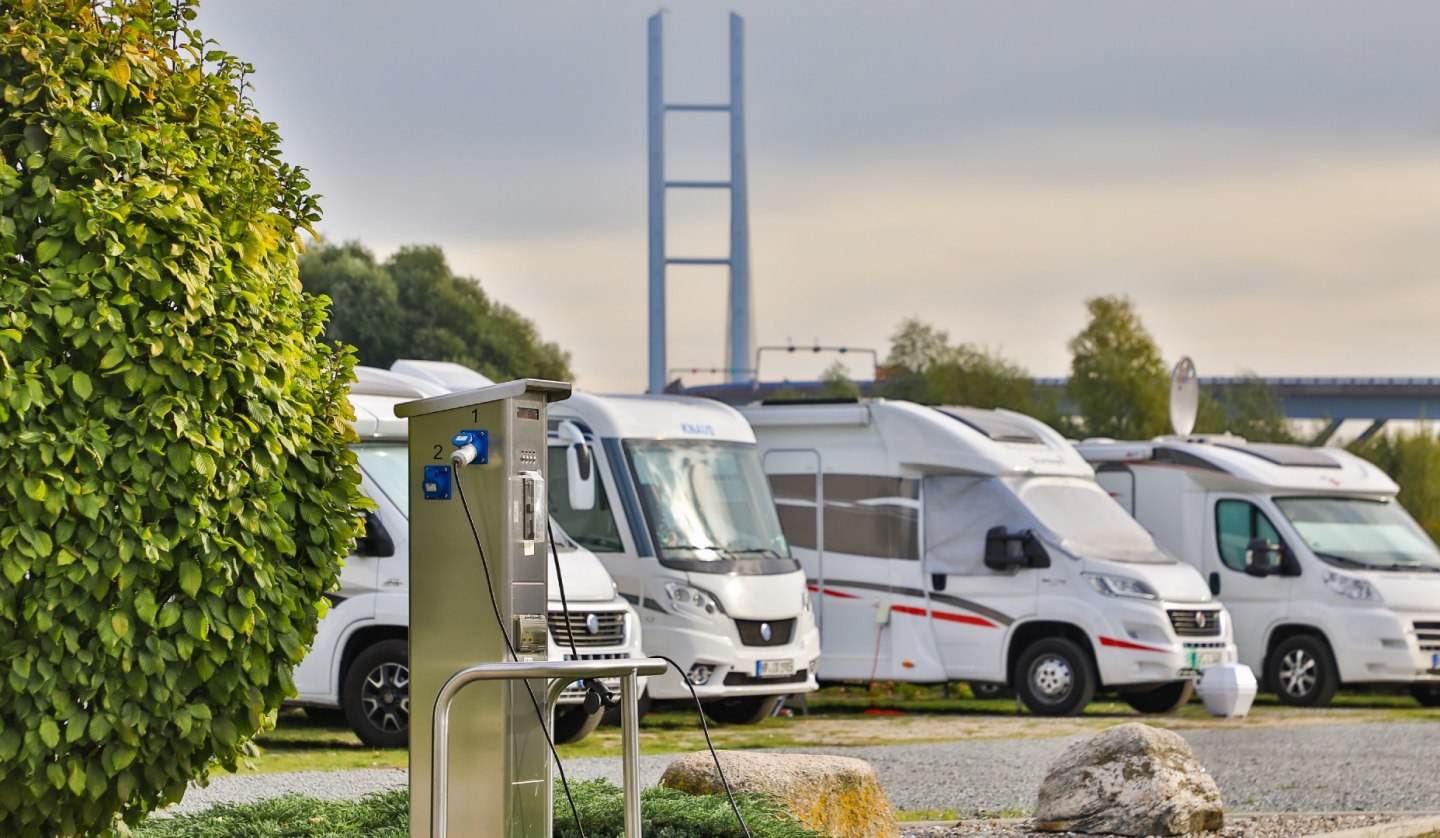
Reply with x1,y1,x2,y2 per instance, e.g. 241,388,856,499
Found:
431,657,669,838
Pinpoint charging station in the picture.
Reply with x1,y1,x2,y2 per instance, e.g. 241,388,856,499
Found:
398,379,570,837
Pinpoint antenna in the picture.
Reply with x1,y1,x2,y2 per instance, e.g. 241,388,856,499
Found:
1169,356,1199,437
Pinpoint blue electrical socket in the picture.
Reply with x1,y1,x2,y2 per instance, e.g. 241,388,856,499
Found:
422,465,452,500
451,430,489,464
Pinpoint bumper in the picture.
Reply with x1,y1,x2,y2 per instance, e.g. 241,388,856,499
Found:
1330,609,1440,684
1092,601,1237,687
643,620,821,700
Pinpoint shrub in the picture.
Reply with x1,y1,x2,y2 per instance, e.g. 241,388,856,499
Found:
0,1,363,834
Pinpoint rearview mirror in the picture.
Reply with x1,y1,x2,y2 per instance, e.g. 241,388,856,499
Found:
355,510,395,558
984,526,1051,571
1243,537,1283,577
558,421,596,511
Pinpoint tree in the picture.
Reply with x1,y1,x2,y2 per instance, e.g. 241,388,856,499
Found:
1193,376,1296,443
818,360,861,399
0,3,364,834
299,242,572,382
881,318,1044,417
1066,296,1169,439
1350,429,1440,542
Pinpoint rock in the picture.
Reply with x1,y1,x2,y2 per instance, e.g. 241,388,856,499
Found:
1032,723,1224,836
661,750,899,838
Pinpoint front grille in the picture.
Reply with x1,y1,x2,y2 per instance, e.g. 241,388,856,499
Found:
1416,621,1440,652
549,610,627,648
735,618,796,647
1168,609,1222,637
558,652,629,699
723,668,809,687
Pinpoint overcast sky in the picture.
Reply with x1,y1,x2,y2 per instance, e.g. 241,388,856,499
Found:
197,2,1440,392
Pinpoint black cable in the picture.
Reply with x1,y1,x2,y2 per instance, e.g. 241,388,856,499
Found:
454,472,587,838
547,518,617,712
654,654,753,838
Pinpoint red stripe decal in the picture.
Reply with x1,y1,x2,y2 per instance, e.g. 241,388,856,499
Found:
811,586,860,600
1099,636,1168,654
891,604,997,628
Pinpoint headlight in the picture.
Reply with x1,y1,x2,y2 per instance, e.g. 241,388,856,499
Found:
1083,573,1158,600
1323,571,1382,603
663,581,723,617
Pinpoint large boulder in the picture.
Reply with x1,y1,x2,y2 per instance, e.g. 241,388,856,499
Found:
1033,723,1224,836
661,750,899,838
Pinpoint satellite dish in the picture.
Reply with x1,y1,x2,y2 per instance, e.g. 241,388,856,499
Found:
1169,356,1199,437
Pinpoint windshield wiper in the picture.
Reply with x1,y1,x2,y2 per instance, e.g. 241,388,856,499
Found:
1312,551,1371,569
727,547,783,558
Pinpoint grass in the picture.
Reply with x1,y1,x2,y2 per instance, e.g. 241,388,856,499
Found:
231,685,1437,775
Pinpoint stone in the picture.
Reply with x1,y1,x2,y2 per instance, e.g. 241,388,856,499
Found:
660,750,900,838
1032,722,1224,836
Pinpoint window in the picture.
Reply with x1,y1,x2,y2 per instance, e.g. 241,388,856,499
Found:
1215,499,1283,572
547,446,625,553
353,443,409,517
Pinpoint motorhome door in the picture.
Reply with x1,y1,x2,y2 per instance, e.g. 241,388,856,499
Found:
1206,493,1296,673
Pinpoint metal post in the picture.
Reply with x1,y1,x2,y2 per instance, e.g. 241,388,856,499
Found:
647,13,667,394
621,671,642,836
727,12,753,386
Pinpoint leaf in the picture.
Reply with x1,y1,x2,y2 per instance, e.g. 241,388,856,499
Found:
38,718,60,749
177,560,201,597
71,371,92,399
109,58,131,88
110,612,130,639
35,238,61,264
99,344,126,369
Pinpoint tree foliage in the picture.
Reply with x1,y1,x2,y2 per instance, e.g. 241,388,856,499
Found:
300,241,572,381
1350,429,1440,542
1066,295,1169,439
817,360,861,399
0,2,363,834
1193,375,1296,443
881,317,1049,417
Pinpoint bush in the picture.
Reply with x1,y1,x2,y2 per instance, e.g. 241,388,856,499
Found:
1350,429,1440,541
134,791,409,838
0,1,363,834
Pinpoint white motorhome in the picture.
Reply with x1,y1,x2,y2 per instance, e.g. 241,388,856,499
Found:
739,399,1237,716
290,368,644,746
545,393,822,724
1076,436,1440,708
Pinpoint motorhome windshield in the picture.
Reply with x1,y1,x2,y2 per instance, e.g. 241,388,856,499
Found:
1015,477,1171,564
625,439,799,574
354,444,408,516
1274,496,1440,571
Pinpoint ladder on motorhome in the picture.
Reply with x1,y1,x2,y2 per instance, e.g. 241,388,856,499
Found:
647,12,754,393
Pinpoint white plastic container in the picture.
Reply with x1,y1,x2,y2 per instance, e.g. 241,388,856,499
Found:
1195,663,1258,718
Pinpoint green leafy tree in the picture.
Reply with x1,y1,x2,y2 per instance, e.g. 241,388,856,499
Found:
817,360,861,399
0,2,364,834
1066,295,1169,439
881,318,1045,417
1193,375,1296,442
1350,429,1440,542
300,242,572,381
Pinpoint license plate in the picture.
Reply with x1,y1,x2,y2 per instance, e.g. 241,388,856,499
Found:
755,659,795,678
1186,649,1224,670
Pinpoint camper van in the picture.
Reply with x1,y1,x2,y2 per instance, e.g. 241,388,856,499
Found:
290,368,644,746
739,400,1237,716
546,393,821,724
1076,436,1440,708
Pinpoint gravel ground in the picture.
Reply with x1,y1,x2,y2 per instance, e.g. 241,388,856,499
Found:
900,813,1432,838
166,721,1440,827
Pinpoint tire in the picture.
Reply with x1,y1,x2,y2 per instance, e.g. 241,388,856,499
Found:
601,688,652,727
1122,680,1194,714
1015,638,1096,716
1266,635,1339,707
702,695,782,725
343,639,410,748
1410,683,1440,708
969,682,1013,700
553,705,605,745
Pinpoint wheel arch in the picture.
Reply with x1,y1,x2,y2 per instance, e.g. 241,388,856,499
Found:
340,624,409,691
1006,621,1098,686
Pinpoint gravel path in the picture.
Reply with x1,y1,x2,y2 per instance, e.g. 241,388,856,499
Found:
166,721,1440,820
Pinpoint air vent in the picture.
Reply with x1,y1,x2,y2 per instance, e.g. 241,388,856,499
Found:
549,611,627,648
735,618,796,647
1168,609,1223,637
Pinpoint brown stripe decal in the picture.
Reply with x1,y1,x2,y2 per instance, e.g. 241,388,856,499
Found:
805,577,1014,626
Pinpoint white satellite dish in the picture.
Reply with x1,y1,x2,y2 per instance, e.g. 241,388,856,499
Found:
1169,356,1199,437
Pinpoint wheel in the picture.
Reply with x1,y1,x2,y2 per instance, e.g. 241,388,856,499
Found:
600,688,652,727
969,682,1013,700
343,639,410,748
1266,635,1339,707
302,706,349,726
702,695,782,725
1122,681,1194,714
553,705,605,745
1410,683,1440,708
1015,638,1096,716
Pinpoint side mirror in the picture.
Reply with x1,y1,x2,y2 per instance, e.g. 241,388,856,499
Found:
1243,537,1282,577
356,510,395,558
984,526,1051,571
558,421,596,511
930,573,948,592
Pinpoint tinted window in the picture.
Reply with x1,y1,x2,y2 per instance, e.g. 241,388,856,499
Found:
1215,499,1283,572
354,443,409,517
547,446,625,553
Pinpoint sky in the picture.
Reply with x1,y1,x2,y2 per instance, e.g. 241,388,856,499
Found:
196,2,1440,393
